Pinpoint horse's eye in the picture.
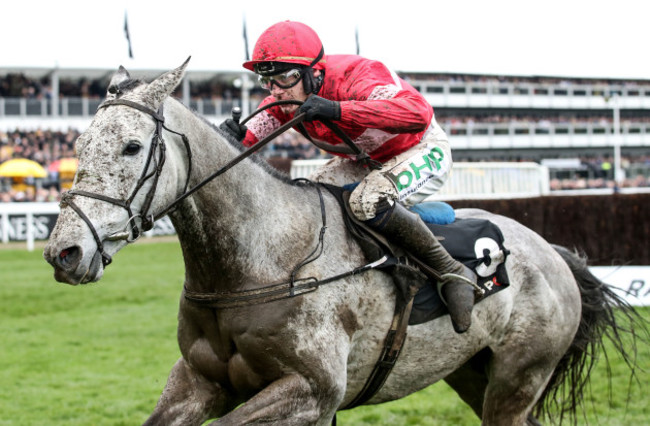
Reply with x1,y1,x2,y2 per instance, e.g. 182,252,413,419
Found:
123,142,142,156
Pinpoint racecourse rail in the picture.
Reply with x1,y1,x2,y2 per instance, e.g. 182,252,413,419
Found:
291,160,551,200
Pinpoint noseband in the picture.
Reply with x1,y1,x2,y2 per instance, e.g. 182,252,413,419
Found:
59,98,192,267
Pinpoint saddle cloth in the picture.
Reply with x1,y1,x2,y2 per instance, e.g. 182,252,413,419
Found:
410,212,511,325
322,184,510,326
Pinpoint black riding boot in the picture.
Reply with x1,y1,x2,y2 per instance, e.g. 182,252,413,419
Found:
369,202,478,333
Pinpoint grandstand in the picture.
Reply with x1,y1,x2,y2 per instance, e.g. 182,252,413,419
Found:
1,66,650,192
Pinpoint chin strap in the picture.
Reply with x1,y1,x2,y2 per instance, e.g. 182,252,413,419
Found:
302,47,325,94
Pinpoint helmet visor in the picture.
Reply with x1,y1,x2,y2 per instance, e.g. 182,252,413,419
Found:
258,68,303,90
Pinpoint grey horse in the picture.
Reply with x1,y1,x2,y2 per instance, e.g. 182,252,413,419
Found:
44,59,643,425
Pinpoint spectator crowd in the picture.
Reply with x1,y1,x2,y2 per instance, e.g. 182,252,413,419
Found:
0,71,264,102
1,126,649,203
5,71,650,101
1,128,80,202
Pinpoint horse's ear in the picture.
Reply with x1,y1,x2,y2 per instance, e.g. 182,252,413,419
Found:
106,66,131,100
143,56,191,110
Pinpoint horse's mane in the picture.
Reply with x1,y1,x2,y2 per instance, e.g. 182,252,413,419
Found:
179,100,303,186
106,75,303,186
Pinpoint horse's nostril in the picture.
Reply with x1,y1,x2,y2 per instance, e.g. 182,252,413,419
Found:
58,246,81,269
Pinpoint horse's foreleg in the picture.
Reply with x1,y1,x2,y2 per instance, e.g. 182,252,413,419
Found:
208,373,341,426
143,357,235,426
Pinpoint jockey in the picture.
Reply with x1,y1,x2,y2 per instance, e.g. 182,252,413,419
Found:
220,20,477,333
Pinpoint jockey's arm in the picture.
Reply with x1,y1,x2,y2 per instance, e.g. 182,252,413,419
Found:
338,90,433,134
330,58,433,134
241,97,284,147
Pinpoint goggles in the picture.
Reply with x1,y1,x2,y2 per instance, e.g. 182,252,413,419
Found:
258,68,304,90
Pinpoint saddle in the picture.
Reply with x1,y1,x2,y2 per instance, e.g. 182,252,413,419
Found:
322,184,511,326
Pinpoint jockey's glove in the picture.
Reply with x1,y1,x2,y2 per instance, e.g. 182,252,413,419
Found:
219,118,247,142
298,95,341,122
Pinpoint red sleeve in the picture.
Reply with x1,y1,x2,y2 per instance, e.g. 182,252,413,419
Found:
339,91,432,134
241,96,286,147
334,59,432,134
242,129,259,147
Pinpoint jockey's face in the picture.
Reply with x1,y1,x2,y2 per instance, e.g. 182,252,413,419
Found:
266,69,321,115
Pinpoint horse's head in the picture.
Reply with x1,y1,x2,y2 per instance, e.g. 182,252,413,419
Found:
44,59,191,284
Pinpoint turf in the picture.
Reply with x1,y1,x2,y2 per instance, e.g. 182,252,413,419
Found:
0,240,648,425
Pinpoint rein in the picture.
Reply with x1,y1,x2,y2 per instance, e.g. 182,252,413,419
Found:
154,100,308,220
59,99,300,265
60,96,380,270
157,99,381,218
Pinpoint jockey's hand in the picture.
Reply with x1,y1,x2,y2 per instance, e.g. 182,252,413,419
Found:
219,118,247,142
298,95,341,122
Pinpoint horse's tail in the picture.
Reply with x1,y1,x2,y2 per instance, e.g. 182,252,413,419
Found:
534,245,648,424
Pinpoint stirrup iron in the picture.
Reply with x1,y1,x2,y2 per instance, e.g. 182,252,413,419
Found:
437,273,485,303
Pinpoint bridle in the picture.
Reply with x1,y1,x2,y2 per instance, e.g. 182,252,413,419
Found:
60,96,380,269
59,98,192,267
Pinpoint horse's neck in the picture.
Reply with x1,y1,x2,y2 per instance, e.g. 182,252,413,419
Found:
166,106,325,291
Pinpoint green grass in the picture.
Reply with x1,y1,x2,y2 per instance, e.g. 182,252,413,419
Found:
0,242,183,425
1,240,648,425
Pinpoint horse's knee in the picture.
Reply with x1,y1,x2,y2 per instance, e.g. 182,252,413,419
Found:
145,358,234,426
211,373,344,425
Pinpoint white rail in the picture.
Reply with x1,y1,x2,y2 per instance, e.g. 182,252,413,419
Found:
437,162,550,200
290,160,550,200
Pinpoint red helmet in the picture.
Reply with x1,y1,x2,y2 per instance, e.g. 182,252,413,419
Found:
243,21,326,72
